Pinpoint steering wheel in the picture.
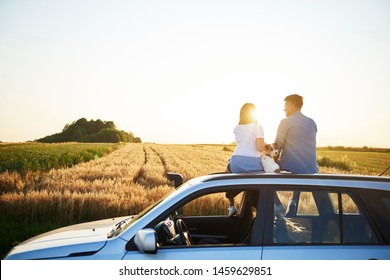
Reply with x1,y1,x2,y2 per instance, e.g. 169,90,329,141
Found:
176,219,193,246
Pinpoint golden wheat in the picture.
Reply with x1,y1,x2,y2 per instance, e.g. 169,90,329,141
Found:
1,143,388,228
1,144,173,225
1,143,389,258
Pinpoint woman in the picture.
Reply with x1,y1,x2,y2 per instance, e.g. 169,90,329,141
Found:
227,103,265,215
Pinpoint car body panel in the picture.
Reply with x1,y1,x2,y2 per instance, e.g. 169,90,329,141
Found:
262,245,390,260
6,216,131,260
124,245,262,260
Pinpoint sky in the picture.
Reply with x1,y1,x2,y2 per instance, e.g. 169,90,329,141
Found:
1,0,389,147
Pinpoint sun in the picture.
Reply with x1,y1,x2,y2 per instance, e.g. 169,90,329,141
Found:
255,106,285,142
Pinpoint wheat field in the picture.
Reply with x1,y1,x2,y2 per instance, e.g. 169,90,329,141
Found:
1,143,230,224
0,143,389,256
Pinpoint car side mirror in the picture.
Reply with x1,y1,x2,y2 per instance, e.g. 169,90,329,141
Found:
134,228,157,254
167,172,183,188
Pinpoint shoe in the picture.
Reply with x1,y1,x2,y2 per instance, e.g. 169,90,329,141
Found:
228,206,237,216
285,199,296,217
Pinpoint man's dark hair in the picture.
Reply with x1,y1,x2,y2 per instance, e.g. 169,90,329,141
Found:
284,94,303,109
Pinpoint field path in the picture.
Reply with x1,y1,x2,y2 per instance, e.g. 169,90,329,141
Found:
132,145,170,188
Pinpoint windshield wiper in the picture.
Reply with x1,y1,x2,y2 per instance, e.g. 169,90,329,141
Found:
107,216,134,238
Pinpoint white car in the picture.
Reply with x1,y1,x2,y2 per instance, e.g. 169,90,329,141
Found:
5,173,390,260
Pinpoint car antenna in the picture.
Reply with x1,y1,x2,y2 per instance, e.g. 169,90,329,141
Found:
378,165,390,176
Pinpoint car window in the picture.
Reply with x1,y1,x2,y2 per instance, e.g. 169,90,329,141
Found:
179,192,244,216
154,189,259,247
273,189,378,245
383,197,390,213
296,191,319,215
357,188,390,241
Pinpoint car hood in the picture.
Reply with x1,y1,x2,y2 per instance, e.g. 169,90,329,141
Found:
5,216,133,260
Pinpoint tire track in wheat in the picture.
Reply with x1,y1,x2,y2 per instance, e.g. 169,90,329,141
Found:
132,145,147,185
133,144,171,188
149,145,168,174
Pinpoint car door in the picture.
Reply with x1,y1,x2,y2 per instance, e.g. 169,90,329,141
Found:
123,189,264,260
177,191,244,244
261,187,390,260
124,244,263,260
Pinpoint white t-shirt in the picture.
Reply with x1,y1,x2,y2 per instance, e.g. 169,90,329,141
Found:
232,123,264,157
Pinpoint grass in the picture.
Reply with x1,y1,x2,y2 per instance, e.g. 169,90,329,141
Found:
0,142,121,174
317,156,352,172
0,143,389,258
317,148,390,175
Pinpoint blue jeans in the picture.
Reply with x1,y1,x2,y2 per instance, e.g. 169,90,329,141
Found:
229,155,262,173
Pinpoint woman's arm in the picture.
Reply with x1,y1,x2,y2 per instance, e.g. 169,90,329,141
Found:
256,138,265,153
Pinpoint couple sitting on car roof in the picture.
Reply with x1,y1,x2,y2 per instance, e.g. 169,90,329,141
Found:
226,94,318,216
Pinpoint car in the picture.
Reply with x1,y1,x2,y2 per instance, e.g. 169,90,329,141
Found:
5,173,390,260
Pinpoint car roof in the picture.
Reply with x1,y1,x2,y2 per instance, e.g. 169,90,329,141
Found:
183,173,390,192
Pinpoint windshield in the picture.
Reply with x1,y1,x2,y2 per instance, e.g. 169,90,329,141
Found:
110,188,175,237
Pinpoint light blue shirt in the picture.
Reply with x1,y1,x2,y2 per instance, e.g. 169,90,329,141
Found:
275,112,318,174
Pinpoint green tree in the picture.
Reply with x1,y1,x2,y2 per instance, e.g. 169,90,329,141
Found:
36,118,142,143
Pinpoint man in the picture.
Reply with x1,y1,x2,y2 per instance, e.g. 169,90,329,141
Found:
275,94,318,216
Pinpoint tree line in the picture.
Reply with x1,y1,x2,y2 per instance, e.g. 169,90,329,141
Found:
36,118,142,143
